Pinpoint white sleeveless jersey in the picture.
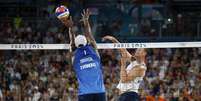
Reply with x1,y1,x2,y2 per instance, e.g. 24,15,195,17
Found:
117,61,147,93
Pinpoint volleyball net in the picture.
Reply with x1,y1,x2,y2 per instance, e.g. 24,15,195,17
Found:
0,41,201,50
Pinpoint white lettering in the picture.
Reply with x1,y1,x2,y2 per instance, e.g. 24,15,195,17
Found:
80,57,93,64
80,63,96,70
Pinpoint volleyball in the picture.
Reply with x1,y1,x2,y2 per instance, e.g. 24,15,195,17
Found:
55,5,70,19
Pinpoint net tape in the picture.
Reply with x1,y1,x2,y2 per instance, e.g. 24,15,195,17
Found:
0,42,201,50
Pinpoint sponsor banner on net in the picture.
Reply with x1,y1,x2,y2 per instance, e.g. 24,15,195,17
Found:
11,44,44,49
113,43,147,48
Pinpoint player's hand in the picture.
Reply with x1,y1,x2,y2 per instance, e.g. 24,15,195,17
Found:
80,9,90,25
102,35,117,42
59,16,74,28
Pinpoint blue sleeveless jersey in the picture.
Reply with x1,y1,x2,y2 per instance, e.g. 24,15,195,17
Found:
73,45,105,95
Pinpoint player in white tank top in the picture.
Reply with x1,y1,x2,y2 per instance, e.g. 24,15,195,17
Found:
102,36,147,101
117,60,147,93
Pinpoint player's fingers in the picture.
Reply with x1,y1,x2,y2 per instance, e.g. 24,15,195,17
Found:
102,36,111,41
81,13,84,17
69,16,74,25
101,37,107,41
79,19,84,22
69,16,72,21
103,35,109,38
102,36,108,40
86,9,90,17
60,18,66,24
105,35,112,37
64,17,68,21
83,9,86,15
102,36,109,40
85,9,89,18
85,9,90,17
86,9,89,15
104,36,113,39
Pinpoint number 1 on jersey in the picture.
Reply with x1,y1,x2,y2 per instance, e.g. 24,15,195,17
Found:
84,50,87,55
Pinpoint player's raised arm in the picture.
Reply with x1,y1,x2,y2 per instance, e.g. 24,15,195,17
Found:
58,16,75,63
67,17,76,52
102,35,132,61
81,9,98,50
68,27,76,63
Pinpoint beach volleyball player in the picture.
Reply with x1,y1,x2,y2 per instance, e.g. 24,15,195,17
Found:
103,36,147,101
57,8,106,101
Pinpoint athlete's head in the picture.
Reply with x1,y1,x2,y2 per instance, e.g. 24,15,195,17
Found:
74,35,87,48
134,48,147,59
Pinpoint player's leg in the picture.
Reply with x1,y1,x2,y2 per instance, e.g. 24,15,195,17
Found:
78,94,93,101
93,93,106,101
118,92,139,101
118,93,128,101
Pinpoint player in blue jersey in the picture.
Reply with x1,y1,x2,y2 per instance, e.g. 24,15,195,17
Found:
59,9,106,101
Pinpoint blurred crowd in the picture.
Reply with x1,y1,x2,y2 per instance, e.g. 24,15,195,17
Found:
1,0,200,43
141,48,201,101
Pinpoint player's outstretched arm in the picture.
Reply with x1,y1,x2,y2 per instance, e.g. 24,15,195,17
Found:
68,27,76,63
58,16,75,63
69,28,76,52
81,9,98,50
67,17,76,64
58,16,75,48
120,56,128,82
66,17,76,51
102,35,132,60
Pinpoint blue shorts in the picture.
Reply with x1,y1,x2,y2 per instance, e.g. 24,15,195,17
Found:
118,92,139,101
78,93,106,101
